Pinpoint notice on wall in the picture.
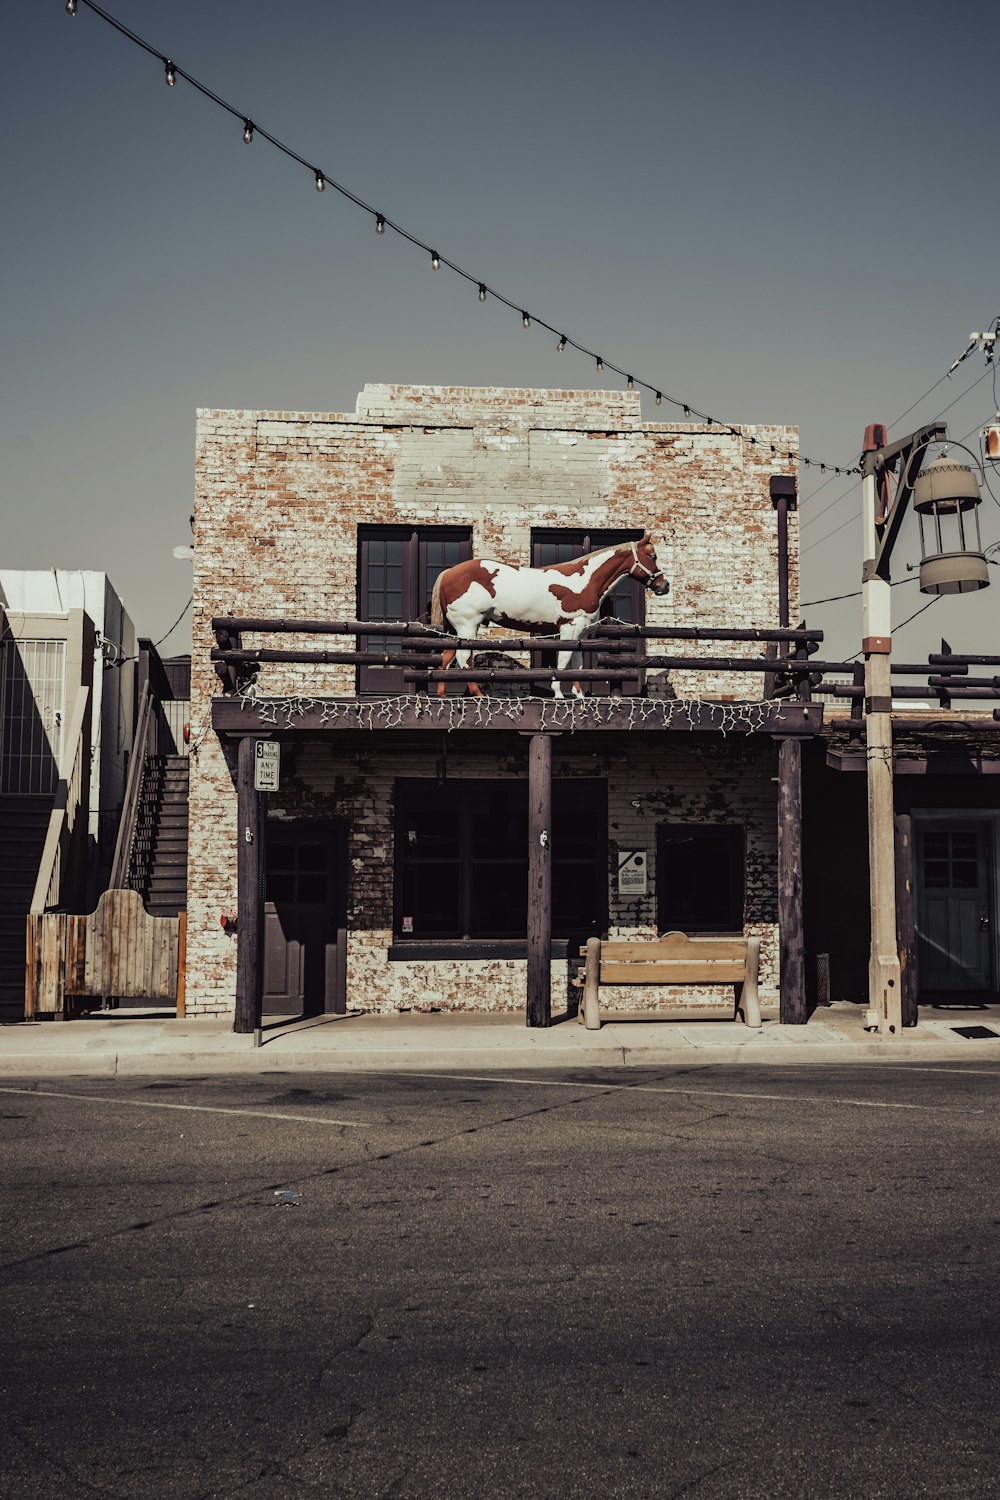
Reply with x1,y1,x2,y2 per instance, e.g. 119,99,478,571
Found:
618,849,648,896
253,740,280,792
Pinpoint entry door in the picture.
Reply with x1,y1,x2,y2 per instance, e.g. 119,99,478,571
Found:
916,823,993,993
263,822,347,1015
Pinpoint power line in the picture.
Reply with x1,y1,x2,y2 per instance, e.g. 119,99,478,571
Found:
64,0,856,474
154,593,193,650
843,594,942,663
798,356,989,510
801,367,1000,556
801,577,918,608
800,360,997,535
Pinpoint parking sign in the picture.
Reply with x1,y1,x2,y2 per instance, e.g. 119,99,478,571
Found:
253,740,280,791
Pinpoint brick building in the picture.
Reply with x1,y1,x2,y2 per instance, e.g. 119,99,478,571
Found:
187,384,814,1021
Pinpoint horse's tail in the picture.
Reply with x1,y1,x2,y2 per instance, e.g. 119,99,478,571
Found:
430,572,446,630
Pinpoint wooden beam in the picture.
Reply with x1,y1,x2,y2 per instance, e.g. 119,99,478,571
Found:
527,734,553,1028
213,616,824,645
213,698,824,736
777,736,806,1024
235,736,264,1035
894,813,918,1027
827,750,1000,774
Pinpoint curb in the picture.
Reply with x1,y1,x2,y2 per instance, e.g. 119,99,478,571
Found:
3,1038,1000,1077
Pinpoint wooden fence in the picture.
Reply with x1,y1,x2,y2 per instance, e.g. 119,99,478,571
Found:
25,889,186,1019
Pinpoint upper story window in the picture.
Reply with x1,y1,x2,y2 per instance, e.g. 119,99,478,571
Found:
357,526,472,694
531,529,645,694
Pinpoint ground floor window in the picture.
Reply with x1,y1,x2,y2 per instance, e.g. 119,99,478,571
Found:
394,778,607,940
657,824,744,932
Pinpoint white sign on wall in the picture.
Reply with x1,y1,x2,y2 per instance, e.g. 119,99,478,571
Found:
253,740,280,792
618,849,648,896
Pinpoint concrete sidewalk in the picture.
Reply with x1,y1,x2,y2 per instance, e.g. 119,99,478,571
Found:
4,1001,1000,1076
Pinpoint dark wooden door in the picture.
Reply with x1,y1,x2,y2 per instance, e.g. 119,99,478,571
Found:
263,821,347,1015
916,822,993,994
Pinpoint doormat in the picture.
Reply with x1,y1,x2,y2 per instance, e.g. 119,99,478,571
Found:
951,1025,1000,1040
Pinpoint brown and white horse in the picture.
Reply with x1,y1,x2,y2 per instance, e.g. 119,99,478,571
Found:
429,534,669,697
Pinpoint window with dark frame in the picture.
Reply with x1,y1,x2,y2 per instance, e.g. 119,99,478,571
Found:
357,526,472,694
656,824,745,933
530,529,645,695
394,778,607,942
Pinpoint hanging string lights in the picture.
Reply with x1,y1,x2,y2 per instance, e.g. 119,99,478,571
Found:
63,0,857,473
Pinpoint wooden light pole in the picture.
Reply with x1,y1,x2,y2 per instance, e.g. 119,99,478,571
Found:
860,421,947,1035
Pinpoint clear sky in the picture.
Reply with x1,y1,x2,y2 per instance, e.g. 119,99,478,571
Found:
3,0,998,664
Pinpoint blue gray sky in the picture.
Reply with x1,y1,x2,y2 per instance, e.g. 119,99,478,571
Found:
4,0,998,662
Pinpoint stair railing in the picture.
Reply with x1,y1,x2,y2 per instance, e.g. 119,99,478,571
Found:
29,685,91,916
109,681,159,890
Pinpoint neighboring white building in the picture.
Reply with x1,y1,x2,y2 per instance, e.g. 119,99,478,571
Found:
0,570,136,883
0,571,136,1018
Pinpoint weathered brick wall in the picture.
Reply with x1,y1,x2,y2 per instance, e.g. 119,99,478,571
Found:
187,385,797,1015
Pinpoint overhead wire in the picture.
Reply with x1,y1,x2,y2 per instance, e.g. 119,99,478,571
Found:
800,363,999,555
797,353,991,511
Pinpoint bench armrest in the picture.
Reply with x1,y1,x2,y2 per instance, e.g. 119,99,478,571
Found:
581,936,602,1030
740,936,762,1027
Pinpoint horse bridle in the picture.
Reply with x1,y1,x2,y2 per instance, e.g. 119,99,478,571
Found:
628,540,665,588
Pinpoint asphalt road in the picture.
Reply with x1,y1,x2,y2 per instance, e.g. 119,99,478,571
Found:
2,1062,1000,1500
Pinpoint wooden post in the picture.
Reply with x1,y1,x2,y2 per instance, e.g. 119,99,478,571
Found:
527,733,553,1028
894,812,918,1027
176,911,188,1018
777,736,806,1024
235,736,263,1034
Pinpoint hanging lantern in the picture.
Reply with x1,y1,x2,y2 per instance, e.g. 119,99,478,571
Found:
913,455,990,594
984,415,1000,464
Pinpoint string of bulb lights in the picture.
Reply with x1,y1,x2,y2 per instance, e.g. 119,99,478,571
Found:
63,0,861,476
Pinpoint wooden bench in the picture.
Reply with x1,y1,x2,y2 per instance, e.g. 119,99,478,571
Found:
574,932,761,1030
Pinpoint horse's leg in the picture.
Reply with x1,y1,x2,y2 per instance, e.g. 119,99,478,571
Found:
440,606,483,697
554,624,583,699
456,644,483,696
437,646,456,698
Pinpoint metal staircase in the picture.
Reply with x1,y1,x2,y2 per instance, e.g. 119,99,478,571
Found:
129,754,189,918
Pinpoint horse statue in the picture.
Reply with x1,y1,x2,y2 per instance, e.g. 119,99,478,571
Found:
429,534,669,698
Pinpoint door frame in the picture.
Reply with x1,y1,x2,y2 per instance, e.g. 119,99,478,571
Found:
912,809,999,999
263,817,348,1014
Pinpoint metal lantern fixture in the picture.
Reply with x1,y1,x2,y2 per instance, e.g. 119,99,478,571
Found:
984,415,1000,464
913,454,990,594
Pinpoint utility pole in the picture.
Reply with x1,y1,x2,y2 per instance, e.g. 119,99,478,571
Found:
861,427,901,1034
860,419,949,1035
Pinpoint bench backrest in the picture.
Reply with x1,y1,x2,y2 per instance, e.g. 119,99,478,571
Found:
580,933,749,984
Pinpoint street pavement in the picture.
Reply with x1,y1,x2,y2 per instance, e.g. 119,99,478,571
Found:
3,1063,1000,1498
6,1000,1000,1076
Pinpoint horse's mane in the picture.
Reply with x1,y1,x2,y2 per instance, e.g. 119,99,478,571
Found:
542,537,639,568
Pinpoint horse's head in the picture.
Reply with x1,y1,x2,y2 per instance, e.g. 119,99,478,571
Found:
627,534,670,596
